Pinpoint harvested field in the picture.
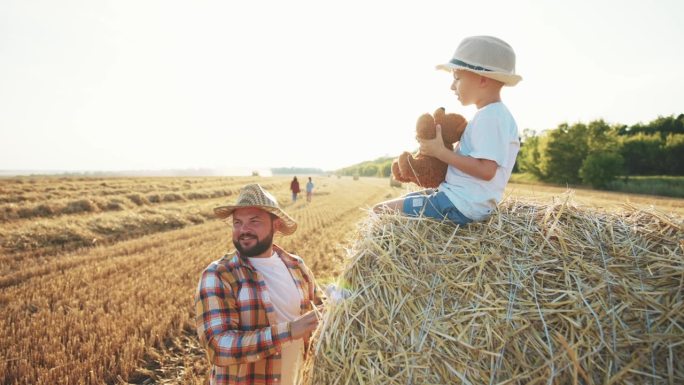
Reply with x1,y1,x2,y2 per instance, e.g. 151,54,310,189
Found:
0,176,682,384
0,176,404,384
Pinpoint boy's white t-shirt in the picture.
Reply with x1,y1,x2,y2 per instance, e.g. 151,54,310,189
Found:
439,102,520,221
248,252,304,385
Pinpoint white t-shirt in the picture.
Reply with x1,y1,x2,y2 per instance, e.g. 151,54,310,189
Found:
249,252,304,385
439,102,520,221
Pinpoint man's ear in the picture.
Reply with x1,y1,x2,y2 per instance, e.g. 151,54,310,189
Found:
272,217,283,232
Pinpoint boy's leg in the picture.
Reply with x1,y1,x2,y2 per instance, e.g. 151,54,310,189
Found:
373,189,434,214
402,190,472,226
373,197,405,213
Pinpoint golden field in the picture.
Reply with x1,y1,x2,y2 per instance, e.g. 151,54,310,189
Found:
1,175,682,384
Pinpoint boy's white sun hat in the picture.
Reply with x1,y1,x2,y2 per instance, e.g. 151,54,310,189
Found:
436,35,522,86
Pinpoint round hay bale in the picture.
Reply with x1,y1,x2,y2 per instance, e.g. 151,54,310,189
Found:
302,196,684,385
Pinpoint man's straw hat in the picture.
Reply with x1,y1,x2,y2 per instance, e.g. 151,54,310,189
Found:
214,184,297,235
436,35,522,86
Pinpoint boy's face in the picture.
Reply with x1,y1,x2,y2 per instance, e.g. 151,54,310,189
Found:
451,69,479,106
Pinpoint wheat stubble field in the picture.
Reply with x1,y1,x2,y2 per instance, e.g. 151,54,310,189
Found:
1,176,682,384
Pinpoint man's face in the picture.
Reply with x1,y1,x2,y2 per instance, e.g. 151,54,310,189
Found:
232,207,277,257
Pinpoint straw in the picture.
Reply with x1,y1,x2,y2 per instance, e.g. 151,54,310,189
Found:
301,195,683,384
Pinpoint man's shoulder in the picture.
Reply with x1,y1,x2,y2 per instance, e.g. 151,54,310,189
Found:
197,254,249,295
281,250,305,264
289,253,305,264
274,245,306,266
201,254,243,276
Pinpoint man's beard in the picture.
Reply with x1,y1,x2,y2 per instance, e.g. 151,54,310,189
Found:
233,230,274,257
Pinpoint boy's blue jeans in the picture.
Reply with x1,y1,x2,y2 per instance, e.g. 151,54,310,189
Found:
401,189,472,226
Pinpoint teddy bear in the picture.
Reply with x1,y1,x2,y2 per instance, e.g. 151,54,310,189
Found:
391,108,467,188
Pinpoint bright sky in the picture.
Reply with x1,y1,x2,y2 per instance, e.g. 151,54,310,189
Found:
1,0,683,173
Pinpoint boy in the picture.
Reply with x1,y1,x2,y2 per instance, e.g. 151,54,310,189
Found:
374,35,522,225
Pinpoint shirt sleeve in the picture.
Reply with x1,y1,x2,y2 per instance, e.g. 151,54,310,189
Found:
298,262,324,306
195,266,293,367
466,112,510,166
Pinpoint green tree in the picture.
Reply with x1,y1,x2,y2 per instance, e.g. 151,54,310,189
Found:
361,164,378,177
650,115,684,138
579,120,624,188
619,134,664,175
585,120,619,151
580,152,624,188
517,129,545,178
664,134,684,175
539,123,589,184
618,114,684,138
380,161,393,177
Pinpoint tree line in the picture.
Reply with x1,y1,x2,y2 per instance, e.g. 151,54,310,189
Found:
272,167,326,175
337,114,683,190
337,157,395,178
517,114,683,188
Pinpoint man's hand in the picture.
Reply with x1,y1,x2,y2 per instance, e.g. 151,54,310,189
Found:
418,124,448,159
290,310,319,340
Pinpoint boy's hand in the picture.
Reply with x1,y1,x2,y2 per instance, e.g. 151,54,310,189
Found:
325,284,352,304
418,124,448,159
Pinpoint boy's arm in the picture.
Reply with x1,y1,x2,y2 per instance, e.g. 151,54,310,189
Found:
419,125,497,181
435,148,497,181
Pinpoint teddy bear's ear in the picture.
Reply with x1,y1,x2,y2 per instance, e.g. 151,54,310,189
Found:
439,113,468,144
416,113,436,140
397,152,413,178
433,107,446,121
391,159,410,183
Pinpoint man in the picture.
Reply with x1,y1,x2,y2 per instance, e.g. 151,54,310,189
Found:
195,183,322,385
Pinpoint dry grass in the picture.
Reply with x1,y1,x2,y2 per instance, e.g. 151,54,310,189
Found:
0,177,278,263
505,182,684,217
0,176,404,384
303,194,683,384
0,176,682,384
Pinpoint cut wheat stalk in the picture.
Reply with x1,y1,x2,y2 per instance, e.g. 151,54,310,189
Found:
302,195,683,385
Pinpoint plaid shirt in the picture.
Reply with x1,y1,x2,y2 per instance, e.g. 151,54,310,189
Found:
195,244,323,385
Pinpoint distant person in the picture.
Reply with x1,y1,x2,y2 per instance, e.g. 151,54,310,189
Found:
195,183,323,385
306,177,314,203
290,176,300,202
374,36,522,226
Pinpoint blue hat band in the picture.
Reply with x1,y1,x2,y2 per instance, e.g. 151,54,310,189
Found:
449,58,493,72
